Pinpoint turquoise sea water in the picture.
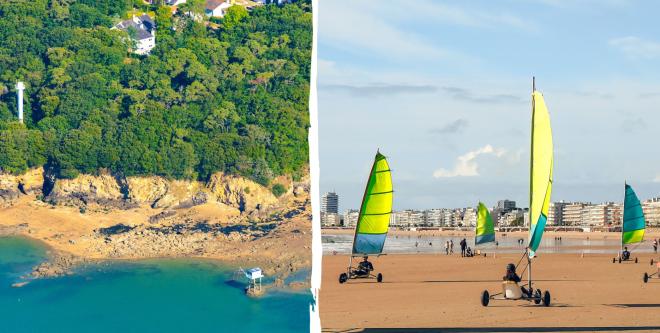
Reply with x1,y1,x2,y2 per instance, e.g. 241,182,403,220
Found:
0,237,310,333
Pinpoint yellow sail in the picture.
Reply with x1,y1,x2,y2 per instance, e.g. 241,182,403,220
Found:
528,91,553,257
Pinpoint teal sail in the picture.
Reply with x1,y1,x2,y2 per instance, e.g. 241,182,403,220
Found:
622,183,645,245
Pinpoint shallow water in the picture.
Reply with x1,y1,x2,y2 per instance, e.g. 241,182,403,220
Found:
0,237,311,333
323,233,658,255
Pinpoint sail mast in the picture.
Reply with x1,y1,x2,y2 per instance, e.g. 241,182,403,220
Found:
528,76,535,290
621,181,625,257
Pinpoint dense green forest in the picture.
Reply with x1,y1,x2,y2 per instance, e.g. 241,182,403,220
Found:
0,0,311,185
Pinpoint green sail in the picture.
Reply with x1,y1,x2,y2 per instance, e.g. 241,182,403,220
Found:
622,183,645,245
528,91,553,258
475,202,495,245
351,151,393,255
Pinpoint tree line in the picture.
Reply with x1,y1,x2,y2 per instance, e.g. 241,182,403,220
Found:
0,0,312,186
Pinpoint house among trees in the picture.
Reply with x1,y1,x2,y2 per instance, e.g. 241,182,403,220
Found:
205,0,233,17
166,0,188,5
112,15,156,55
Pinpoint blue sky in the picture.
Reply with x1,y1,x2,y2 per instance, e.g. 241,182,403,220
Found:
317,0,660,211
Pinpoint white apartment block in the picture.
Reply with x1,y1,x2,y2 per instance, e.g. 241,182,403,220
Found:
320,212,341,227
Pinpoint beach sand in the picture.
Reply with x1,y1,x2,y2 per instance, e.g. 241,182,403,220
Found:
0,195,312,282
321,252,660,332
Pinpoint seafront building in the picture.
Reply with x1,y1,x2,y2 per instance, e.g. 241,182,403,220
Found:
497,200,516,213
322,196,660,229
321,192,339,214
548,201,568,225
343,209,359,228
642,198,660,227
320,212,341,227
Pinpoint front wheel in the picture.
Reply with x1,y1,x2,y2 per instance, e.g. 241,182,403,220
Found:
635,257,638,264
651,259,654,266
533,289,542,304
619,257,622,263
643,272,649,283
339,273,348,284
376,273,383,283
481,290,490,307
612,257,616,263
542,291,551,306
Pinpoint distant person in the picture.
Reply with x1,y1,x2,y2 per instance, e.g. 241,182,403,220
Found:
622,247,631,261
653,239,658,253
460,238,467,257
465,247,473,257
445,241,449,255
450,239,454,254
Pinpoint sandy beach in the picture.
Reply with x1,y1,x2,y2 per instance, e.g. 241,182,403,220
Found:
320,252,660,332
0,191,312,285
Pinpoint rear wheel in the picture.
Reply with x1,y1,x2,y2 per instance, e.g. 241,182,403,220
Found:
377,273,383,283
542,291,551,306
481,290,490,307
651,259,654,266
635,257,638,263
339,273,348,284
612,257,616,263
533,289,542,304
619,257,622,263
643,272,649,283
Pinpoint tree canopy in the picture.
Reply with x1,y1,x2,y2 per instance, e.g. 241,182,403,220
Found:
0,0,312,184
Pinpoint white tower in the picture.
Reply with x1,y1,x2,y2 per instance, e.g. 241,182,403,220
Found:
15,81,25,124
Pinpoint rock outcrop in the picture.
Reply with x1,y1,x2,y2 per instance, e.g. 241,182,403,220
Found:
206,172,278,213
46,172,130,208
0,168,299,215
0,168,45,207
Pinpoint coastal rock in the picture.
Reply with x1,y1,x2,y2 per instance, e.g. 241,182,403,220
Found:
16,168,45,195
125,176,169,205
47,172,124,207
206,172,278,213
0,168,44,206
151,179,205,208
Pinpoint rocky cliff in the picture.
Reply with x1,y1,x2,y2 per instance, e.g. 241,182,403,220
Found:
0,168,301,215
0,168,44,207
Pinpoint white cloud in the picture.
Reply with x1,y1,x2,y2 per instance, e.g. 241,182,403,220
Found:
402,1,534,30
433,145,507,178
319,1,447,60
609,36,660,60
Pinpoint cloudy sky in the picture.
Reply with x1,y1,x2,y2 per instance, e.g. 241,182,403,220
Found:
317,0,660,211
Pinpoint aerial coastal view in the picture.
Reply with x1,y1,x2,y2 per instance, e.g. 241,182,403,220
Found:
0,0,312,331
318,1,660,332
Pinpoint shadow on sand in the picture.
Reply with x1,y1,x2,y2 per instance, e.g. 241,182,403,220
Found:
607,303,660,308
325,327,660,333
422,279,588,283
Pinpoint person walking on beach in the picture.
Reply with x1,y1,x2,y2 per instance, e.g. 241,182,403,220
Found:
445,240,449,255
450,239,454,254
460,238,467,257
653,239,658,253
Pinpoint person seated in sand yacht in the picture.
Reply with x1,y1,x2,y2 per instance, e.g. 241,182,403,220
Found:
504,263,521,283
622,247,631,261
503,263,530,296
465,247,474,257
356,256,374,276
